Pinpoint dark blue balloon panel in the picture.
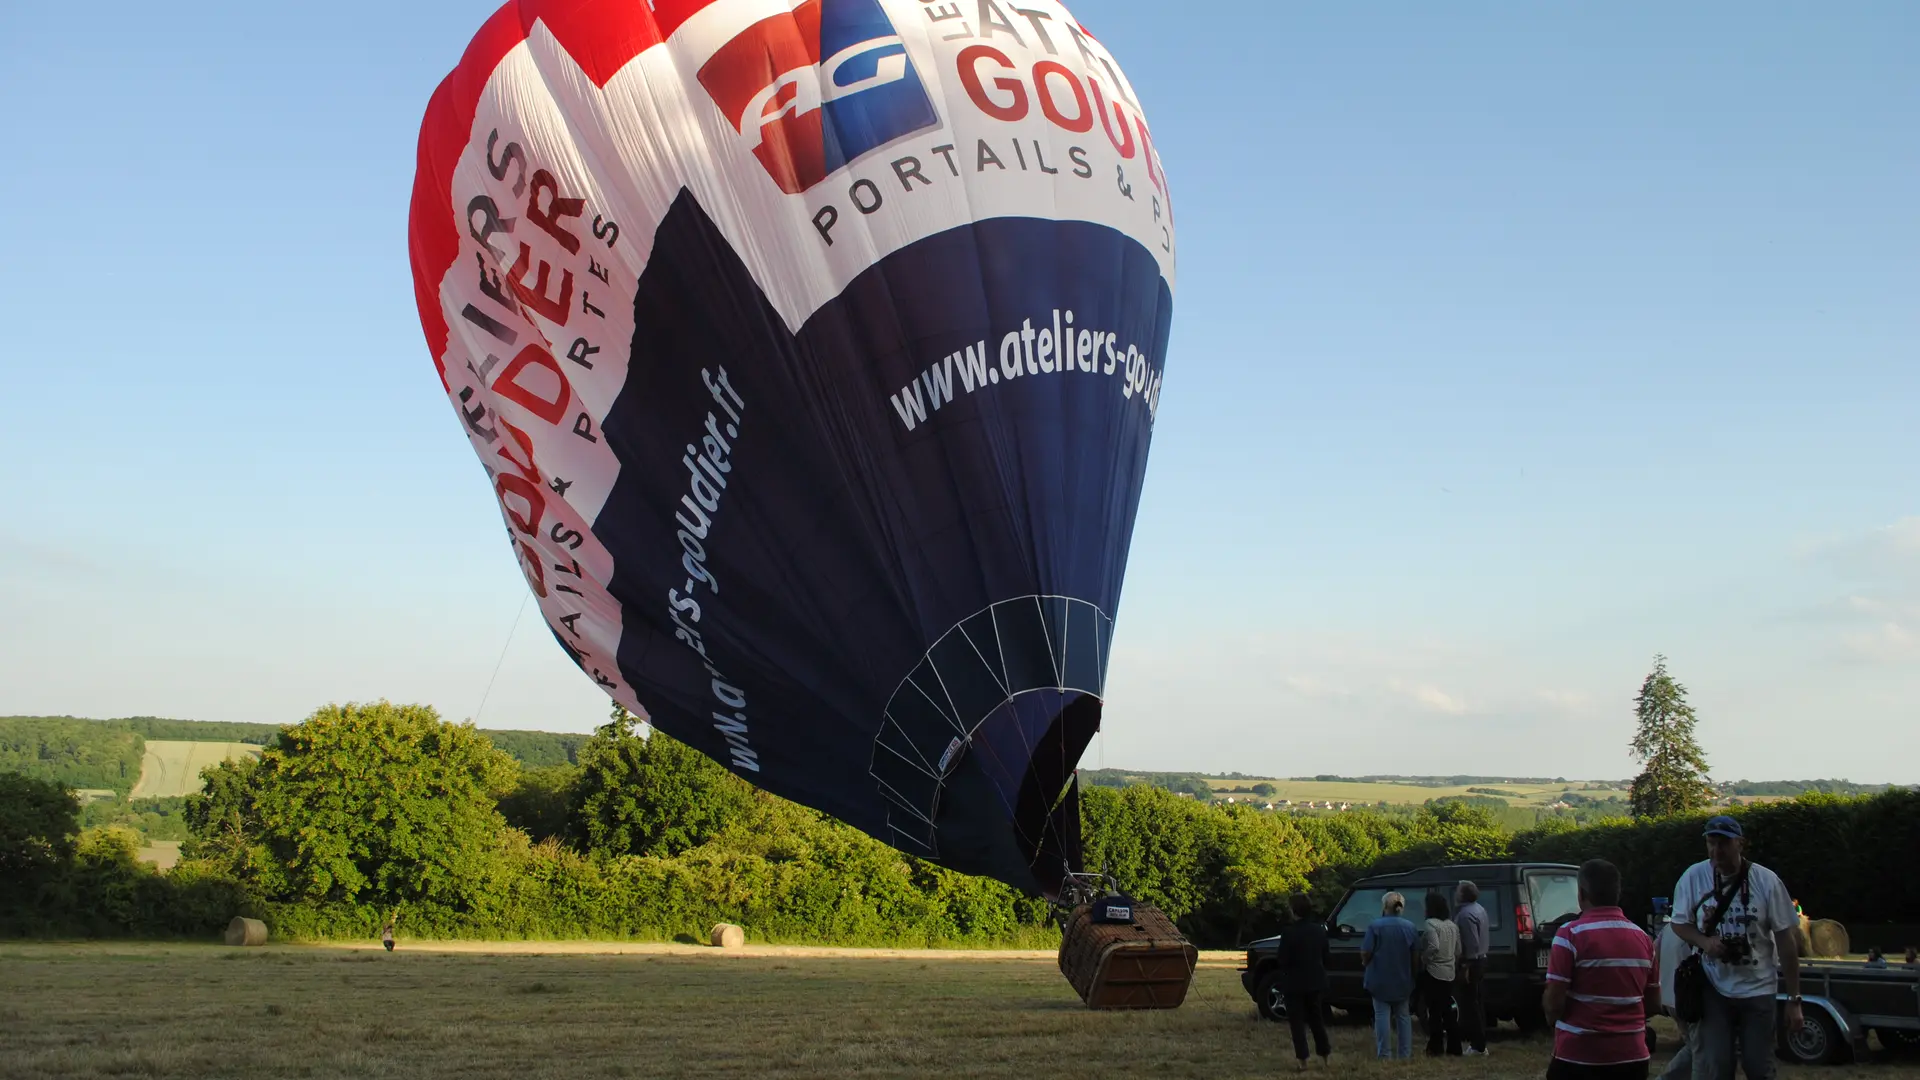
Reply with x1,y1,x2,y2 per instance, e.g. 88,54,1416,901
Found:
592,191,1171,896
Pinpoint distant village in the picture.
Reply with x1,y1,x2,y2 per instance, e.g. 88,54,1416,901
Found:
1212,795,1360,811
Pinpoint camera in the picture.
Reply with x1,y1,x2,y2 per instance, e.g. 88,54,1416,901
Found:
1720,935,1753,965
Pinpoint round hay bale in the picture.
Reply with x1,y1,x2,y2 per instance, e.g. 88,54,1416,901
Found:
224,917,268,947
1808,919,1849,958
709,923,746,949
1795,914,1814,959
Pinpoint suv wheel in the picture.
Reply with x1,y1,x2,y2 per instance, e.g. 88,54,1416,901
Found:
1254,969,1288,1021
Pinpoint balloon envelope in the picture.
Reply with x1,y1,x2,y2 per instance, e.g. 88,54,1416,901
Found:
409,0,1174,896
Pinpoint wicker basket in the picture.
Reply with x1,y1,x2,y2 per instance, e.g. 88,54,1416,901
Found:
1057,902,1197,1010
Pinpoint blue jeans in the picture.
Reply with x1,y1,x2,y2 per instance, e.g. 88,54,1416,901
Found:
1660,1017,1692,1080
1690,984,1775,1080
1374,996,1413,1059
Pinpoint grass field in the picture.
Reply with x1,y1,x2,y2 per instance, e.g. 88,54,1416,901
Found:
136,839,184,870
129,740,261,798
2,943,1911,1079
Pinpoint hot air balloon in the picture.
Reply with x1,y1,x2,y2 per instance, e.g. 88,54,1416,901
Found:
408,0,1174,901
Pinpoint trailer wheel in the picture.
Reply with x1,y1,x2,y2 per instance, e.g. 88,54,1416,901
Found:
1779,1006,1842,1065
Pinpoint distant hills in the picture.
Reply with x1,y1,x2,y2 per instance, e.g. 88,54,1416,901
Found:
1076,767,1899,808
3,715,1900,804
0,715,589,797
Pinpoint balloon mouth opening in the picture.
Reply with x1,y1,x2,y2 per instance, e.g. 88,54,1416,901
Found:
867,596,1114,893
1014,691,1101,900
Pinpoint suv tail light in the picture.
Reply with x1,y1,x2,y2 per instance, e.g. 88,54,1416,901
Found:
1515,902,1536,938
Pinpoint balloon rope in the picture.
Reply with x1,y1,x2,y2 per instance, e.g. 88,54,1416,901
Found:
473,593,531,724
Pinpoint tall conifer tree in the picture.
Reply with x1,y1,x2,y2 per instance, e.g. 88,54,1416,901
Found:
1628,655,1715,817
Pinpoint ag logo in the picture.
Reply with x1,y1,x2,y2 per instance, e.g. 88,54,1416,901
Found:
699,0,939,194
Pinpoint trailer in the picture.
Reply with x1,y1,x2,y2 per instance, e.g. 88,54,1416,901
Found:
1780,959,1920,1065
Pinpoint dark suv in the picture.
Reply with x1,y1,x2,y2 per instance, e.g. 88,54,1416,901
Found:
1240,861,1585,1029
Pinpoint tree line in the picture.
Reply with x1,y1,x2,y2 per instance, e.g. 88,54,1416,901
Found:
4,699,1914,947
0,717,146,795
0,715,596,843
0,715,589,790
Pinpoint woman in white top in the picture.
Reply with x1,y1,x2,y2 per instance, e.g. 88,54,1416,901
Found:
1655,919,1692,1079
1420,891,1464,1056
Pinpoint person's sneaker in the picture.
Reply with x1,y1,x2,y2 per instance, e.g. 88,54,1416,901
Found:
1463,1048,1491,1056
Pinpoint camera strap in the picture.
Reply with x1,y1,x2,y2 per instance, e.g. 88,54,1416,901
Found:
1695,859,1752,942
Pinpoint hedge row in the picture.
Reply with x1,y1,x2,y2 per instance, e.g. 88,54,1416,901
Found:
1,824,248,940
1513,789,1920,926
259,805,1059,947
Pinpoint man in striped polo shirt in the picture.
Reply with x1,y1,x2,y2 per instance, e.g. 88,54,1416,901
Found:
1544,859,1658,1080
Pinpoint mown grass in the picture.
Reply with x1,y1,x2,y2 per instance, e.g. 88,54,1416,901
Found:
0,943,1909,1079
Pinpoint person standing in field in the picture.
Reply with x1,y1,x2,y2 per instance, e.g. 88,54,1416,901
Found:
1274,893,1333,1069
1654,917,1692,1080
1544,859,1659,1080
1669,816,1803,1080
1454,879,1491,1055
382,920,395,952
1362,891,1419,1060
1420,890,1464,1056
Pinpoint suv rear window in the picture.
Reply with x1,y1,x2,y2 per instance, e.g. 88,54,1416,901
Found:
1332,889,1394,933
1334,885,1505,931
1529,871,1582,927
1414,882,1505,930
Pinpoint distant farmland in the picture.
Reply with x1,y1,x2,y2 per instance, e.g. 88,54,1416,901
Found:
1182,772,1635,807
1203,777,1631,809
128,740,260,798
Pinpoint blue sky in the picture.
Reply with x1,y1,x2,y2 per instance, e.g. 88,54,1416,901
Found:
1,2,1913,782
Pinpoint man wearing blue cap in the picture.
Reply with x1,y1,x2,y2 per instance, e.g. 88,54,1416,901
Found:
1669,815,1802,1080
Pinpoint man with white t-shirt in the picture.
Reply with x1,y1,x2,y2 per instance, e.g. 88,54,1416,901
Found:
1669,816,1803,1080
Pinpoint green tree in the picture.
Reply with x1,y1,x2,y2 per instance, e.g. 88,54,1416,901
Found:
1080,785,1316,944
80,795,193,842
0,717,146,795
482,730,590,767
497,763,580,843
570,705,754,857
0,772,80,907
1211,805,1314,942
183,701,515,912
1627,655,1715,818
1080,784,1219,925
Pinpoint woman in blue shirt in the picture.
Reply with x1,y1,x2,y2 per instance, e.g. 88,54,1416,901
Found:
1362,891,1420,1059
